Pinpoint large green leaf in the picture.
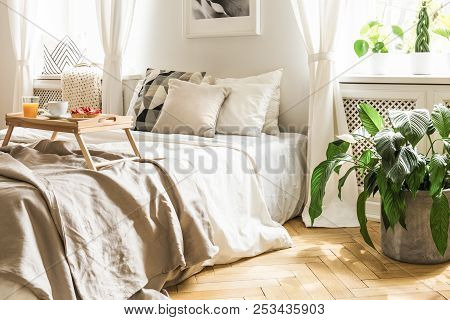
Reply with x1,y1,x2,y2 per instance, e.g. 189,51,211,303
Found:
326,140,351,174
427,121,436,135
382,190,406,229
358,150,373,176
364,171,378,196
352,127,371,140
309,154,353,224
326,140,350,160
377,171,406,228
358,103,385,136
381,204,390,230
386,146,420,185
444,140,450,154
336,134,357,144
338,166,357,200
430,193,450,256
388,109,431,147
431,104,450,138
429,154,447,196
374,129,405,165
406,156,427,198
357,191,375,248
354,40,369,58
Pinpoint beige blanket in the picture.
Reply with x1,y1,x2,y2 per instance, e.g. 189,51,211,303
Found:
0,141,218,299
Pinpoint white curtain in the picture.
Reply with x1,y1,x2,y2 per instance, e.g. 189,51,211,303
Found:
291,0,359,228
7,0,36,112
96,0,136,115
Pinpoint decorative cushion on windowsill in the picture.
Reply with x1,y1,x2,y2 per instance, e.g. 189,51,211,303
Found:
43,35,84,75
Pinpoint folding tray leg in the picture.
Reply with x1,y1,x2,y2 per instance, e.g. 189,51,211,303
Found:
1,125,14,147
124,128,142,159
74,133,96,171
50,131,58,141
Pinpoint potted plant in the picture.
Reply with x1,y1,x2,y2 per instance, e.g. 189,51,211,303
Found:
310,103,450,264
411,1,434,74
354,21,404,74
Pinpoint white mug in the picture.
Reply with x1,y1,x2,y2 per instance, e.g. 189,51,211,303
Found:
45,101,69,116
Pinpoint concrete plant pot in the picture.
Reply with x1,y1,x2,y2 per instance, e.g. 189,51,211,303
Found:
381,190,450,264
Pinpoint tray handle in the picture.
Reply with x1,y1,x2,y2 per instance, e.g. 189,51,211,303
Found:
98,116,117,123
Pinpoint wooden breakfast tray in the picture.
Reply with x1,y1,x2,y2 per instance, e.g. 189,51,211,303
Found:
2,113,142,171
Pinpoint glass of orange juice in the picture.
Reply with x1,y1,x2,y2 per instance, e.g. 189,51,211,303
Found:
22,96,40,118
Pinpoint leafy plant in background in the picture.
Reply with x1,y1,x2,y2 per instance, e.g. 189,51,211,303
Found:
416,1,431,52
354,20,404,58
433,13,450,40
310,103,450,255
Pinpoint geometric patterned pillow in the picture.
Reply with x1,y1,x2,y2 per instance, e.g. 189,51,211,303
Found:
128,68,206,132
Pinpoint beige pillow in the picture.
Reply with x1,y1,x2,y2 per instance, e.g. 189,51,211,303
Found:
210,69,283,135
216,82,275,136
152,79,230,138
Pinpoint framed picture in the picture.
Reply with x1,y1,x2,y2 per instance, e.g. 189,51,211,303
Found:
183,0,261,38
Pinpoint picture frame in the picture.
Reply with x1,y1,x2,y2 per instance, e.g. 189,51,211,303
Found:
183,0,261,38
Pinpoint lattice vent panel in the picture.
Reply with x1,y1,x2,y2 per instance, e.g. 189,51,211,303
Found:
343,98,417,186
33,89,63,108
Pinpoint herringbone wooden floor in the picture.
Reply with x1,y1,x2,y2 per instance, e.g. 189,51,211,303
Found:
168,219,450,300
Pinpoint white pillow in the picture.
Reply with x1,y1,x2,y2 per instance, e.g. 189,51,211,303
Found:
213,69,283,135
152,79,230,138
215,82,275,136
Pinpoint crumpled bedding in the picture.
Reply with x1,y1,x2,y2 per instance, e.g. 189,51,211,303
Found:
0,138,291,299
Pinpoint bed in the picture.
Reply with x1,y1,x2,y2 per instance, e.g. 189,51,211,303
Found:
0,124,307,301
2,128,307,224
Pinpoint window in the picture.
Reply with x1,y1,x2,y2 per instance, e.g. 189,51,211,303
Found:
34,0,102,77
339,0,450,74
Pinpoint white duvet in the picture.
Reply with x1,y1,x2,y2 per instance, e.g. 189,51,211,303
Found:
2,128,307,224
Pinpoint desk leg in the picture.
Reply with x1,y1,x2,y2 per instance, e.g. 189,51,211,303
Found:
2,125,14,147
74,133,96,171
50,131,58,141
124,128,142,159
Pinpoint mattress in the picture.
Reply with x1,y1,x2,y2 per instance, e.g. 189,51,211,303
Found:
1,128,307,224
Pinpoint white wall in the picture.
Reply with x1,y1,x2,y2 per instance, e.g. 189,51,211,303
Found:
125,0,310,132
0,3,16,129
0,0,310,132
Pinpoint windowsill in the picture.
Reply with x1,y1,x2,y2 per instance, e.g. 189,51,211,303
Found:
339,74,450,85
35,74,143,81
34,74,143,90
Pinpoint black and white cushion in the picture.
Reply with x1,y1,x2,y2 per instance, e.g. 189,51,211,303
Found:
128,68,206,132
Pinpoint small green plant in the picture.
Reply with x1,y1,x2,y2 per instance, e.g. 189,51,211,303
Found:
434,28,450,40
416,1,431,52
433,13,450,40
354,21,404,58
310,103,450,255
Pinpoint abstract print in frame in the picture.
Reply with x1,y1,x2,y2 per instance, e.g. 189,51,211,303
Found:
183,0,261,38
